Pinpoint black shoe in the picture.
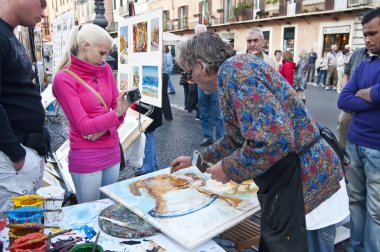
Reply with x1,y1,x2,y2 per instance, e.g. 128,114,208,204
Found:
168,91,176,94
200,138,213,147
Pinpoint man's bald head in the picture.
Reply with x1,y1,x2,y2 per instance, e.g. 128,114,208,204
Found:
194,24,207,35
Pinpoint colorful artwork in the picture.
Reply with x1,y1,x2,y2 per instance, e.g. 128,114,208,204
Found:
120,26,129,64
132,66,140,89
141,66,158,98
150,18,159,51
119,73,129,91
100,167,260,249
133,22,148,53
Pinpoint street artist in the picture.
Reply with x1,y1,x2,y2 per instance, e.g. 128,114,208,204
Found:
171,32,349,252
0,0,50,211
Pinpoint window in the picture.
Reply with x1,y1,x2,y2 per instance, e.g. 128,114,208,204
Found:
283,27,295,54
120,0,123,7
114,0,116,10
262,31,270,54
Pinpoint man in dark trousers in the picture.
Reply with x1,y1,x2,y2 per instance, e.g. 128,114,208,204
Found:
306,48,317,83
0,0,50,211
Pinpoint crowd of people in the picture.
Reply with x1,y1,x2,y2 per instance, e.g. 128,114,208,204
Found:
1,0,379,250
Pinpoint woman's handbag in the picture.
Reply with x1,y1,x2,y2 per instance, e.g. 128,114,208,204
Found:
63,69,125,170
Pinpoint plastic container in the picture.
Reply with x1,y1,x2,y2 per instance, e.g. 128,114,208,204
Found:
8,228,43,246
7,206,43,224
36,186,65,223
69,243,103,252
11,195,44,209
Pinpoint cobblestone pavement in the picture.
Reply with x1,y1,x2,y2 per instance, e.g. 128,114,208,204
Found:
47,74,349,251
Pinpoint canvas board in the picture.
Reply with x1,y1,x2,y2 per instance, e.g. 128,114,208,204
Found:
100,167,261,249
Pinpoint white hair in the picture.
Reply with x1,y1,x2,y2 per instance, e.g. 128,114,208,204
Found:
194,24,207,35
246,28,264,39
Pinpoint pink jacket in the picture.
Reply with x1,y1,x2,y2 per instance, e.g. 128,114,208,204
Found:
53,54,124,151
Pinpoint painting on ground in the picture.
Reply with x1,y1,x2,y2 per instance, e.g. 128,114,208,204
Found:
150,18,159,51
132,66,140,89
141,66,158,98
133,22,148,53
119,73,128,91
119,26,129,64
101,167,260,249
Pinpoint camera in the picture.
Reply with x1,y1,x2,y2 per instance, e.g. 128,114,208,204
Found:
125,88,141,103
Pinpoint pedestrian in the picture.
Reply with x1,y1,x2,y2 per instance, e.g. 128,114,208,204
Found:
53,24,130,204
279,50,296,86
336,49,348,93
110,45,118,71
0,0,50,212
246,28,275,68
306,48,317,83
172,32,348,252
294,49,308,104
315,50,329,87
337,7,380,251
325,44,339,90
165,46,175,94
336,46,370,149
179,70,191,109
161,48,173,120
274,49,282,71
194,24,225,147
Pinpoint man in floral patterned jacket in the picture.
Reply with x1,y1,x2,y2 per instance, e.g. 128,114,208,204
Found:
172,32,349,252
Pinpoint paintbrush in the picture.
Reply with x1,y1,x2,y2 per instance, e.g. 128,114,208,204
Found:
91,231,100,252
10,195,63,201
2,209,61,215
7,229,72,250
6,223,60,229
98,216,138,231
45,232,52,251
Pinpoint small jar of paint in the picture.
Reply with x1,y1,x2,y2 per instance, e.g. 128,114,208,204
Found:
69,243,103,252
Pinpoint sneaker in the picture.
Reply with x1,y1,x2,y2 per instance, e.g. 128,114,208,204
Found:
200,138,213,147
325,86,331,90
321,84,325,87
312,83,318,87
168,91,176,94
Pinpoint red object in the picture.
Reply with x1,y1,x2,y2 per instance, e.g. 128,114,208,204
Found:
9,232,47,251
0,219,6,231
279,60,296,86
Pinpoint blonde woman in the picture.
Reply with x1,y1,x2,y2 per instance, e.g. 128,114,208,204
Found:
53,24,130,203
294,49,308,104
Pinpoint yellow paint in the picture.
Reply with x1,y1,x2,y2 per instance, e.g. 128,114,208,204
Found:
10,195,45,209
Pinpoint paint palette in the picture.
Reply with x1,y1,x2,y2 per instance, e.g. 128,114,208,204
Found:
98,203,158,239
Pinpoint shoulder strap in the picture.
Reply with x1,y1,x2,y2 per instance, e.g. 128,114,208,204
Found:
63,69,109,111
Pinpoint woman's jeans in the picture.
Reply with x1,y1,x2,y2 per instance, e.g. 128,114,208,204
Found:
316,70,327,86
346,141,380,252
71,163,120,204
141,131,157,175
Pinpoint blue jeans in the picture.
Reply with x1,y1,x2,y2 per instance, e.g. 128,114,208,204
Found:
316,69,327,86
197,88,225,140
71,163,120,204
307,224,336,252
346,141,380,252
167,70,175,92
141,132,157,174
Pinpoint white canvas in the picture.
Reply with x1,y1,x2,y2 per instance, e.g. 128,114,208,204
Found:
101,167,260,249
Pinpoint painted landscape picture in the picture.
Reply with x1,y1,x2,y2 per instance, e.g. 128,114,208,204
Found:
150,18,159,51
100,167,260,249
119,25,128,64
141,66,158,98
119,73,128,91
133,22,148,53
132,66,140,89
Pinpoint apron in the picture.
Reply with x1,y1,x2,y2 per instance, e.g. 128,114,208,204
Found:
255,136,321,252
255,152,307,252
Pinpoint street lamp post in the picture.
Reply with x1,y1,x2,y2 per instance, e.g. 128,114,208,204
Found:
93,0,108,28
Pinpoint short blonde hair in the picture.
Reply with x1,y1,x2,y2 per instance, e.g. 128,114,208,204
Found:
299,49,308,60
57,24,113,71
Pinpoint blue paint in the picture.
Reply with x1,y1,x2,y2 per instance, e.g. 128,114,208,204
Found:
82,225,96,240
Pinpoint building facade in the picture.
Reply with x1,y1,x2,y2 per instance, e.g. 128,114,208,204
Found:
127,0,379,60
